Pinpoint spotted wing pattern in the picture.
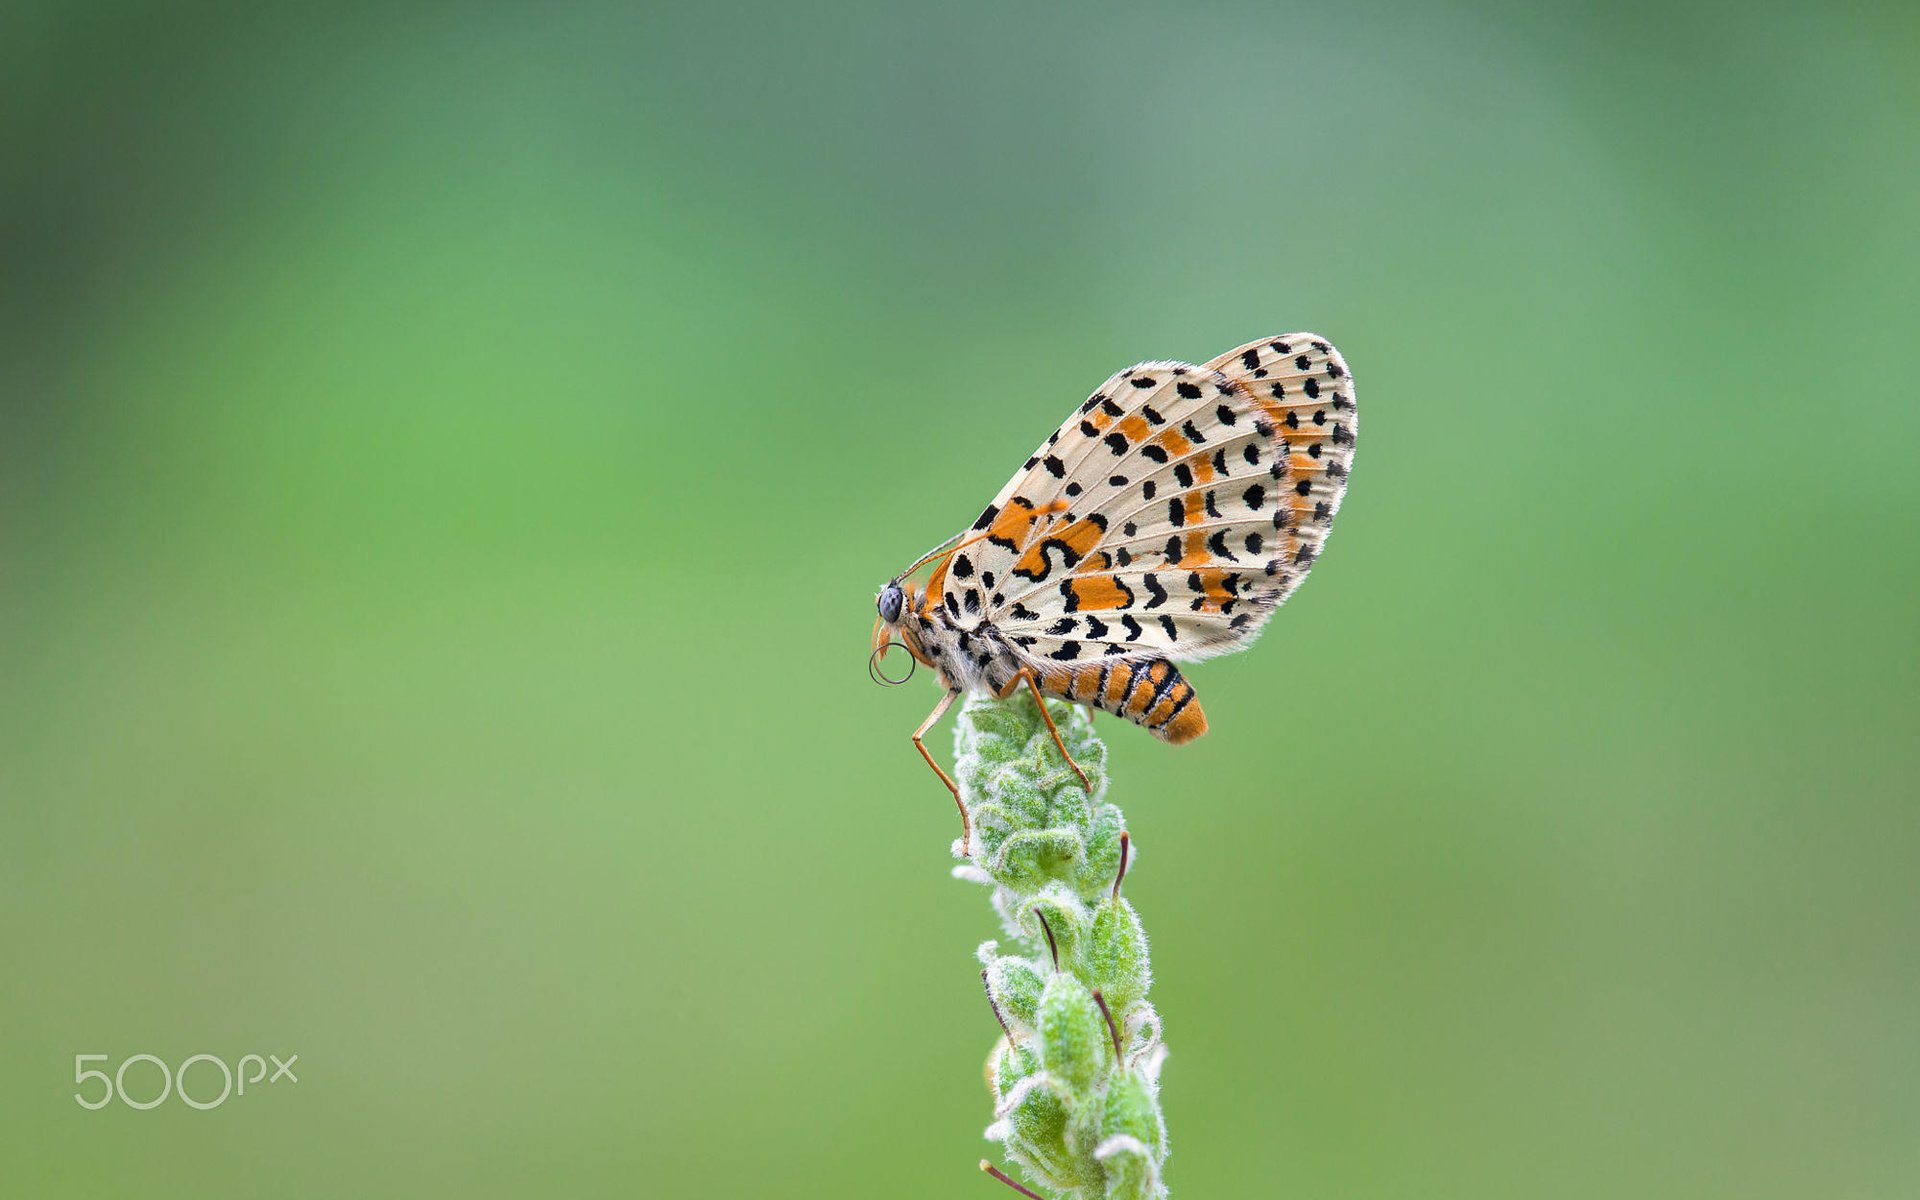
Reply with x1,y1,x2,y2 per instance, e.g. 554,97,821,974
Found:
939,335,1357,666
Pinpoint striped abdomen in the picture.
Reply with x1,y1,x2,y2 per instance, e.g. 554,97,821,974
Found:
1051,657,1207,745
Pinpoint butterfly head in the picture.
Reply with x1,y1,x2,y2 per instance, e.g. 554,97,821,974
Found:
869,579,924,686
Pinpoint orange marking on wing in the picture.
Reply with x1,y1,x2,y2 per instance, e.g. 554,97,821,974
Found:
987,501,1038,547
1203,568,1238,600
1177,530,1210,567
922,559,950,616
1153,428,1193,458
1010,514,1103,579
1066,576,1133,611
1115,413,1151,444
988,497,1066,550
1187,453,1215,485
1056,516,1104,557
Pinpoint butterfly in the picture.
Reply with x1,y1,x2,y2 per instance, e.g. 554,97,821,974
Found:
870,335,1356,843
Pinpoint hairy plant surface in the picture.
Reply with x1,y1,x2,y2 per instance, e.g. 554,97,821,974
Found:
953,692,1169,1200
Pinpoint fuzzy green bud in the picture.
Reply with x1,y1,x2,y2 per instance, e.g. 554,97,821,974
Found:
1036,972,1106,1094
985,955,1049,1032
1086,898,1151,1018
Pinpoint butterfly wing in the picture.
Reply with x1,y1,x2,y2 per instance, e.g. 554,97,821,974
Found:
942,335,1356,667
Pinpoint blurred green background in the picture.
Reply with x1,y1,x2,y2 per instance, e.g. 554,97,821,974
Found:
3,2,1916,1196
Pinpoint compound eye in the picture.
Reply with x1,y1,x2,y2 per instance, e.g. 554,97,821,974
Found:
877,583,904,624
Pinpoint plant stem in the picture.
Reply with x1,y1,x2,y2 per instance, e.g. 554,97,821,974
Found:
953,691,1169,1200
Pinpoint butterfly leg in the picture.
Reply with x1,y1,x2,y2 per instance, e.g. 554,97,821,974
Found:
997,668,1092,796
912,687,969,846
